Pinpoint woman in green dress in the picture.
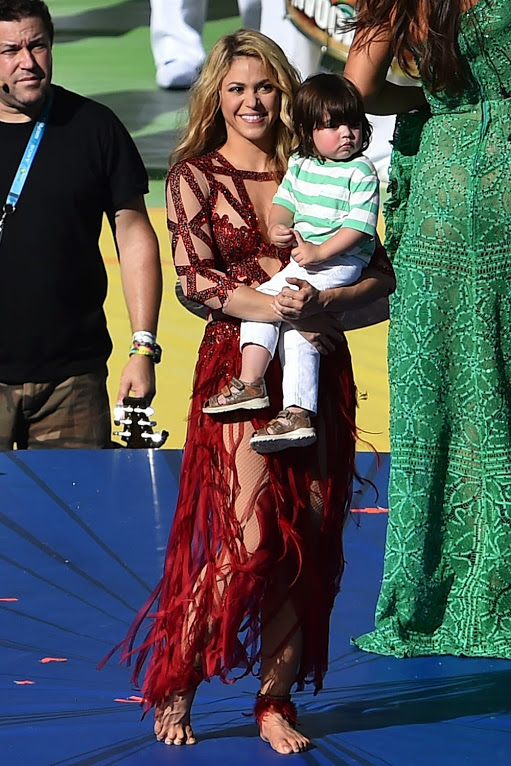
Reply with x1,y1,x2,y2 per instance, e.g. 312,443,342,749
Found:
344,0,511,657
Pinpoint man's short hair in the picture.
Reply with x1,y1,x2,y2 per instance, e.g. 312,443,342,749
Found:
0,0,54,44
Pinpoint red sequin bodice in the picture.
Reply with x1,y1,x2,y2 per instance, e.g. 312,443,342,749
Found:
167,151,289,309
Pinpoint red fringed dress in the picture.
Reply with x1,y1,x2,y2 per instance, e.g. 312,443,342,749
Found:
121,151,357,707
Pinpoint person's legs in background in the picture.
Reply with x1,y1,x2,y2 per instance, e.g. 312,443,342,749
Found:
238,0,261,30
150,0,207,89
150,0,319,87
150,0,261,89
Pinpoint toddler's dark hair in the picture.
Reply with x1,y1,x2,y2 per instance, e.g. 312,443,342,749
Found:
294,73,372,159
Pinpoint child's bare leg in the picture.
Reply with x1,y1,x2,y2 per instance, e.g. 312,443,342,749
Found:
203,344,272,413
239,343,271,384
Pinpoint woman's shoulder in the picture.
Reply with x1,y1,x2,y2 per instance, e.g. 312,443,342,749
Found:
169,152,218,176
167,153,219,196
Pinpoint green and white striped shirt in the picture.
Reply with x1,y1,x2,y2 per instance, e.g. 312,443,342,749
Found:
273,153,379,264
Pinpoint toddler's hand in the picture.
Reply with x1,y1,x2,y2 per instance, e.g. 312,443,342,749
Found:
292,231,324,266
269,223,295,248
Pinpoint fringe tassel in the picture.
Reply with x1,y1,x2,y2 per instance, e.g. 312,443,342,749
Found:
254,692,298,728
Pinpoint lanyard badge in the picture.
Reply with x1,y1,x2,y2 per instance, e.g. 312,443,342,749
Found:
0,88,54,245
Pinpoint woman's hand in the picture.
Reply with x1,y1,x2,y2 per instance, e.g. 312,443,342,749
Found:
290,313,345,355
272,278,323,320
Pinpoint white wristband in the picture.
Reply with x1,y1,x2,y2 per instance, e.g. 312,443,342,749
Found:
132,330,157,346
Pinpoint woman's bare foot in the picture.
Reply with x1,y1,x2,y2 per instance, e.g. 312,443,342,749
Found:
259,711,310,755
154,689,196,745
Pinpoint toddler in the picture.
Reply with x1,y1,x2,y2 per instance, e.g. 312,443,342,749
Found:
204,73,379,452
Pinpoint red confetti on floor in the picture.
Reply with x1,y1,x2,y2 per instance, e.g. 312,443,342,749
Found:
352,507,388,514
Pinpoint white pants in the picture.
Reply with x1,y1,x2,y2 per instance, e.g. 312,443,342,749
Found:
240,258,364,414
149,0,261,73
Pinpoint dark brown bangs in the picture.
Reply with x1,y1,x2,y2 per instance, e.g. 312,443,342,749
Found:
294,73,372,159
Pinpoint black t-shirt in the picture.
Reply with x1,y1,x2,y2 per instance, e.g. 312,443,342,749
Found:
0,85,149,383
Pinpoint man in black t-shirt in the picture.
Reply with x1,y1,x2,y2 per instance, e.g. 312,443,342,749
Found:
0,1,162,449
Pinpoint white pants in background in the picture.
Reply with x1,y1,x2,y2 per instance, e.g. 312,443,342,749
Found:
150,0,261,86
240,257,364,414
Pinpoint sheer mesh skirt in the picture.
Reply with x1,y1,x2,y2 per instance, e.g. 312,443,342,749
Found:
117,318,356,708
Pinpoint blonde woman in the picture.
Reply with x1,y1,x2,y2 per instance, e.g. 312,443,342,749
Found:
111,30,395,754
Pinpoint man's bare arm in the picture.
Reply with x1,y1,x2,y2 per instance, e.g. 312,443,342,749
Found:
111,196,162,403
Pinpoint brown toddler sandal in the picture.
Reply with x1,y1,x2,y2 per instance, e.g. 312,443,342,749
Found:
250,410,316,453
203,377,269,414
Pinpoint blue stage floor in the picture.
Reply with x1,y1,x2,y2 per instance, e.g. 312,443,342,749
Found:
1,450,510,765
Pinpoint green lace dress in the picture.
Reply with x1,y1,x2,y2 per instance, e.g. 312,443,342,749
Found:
355,0,511,657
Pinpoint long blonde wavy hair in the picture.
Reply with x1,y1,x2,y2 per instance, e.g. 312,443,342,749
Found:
172,29,301,180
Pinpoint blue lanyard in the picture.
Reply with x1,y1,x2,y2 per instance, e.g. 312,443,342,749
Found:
0,89,53,242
